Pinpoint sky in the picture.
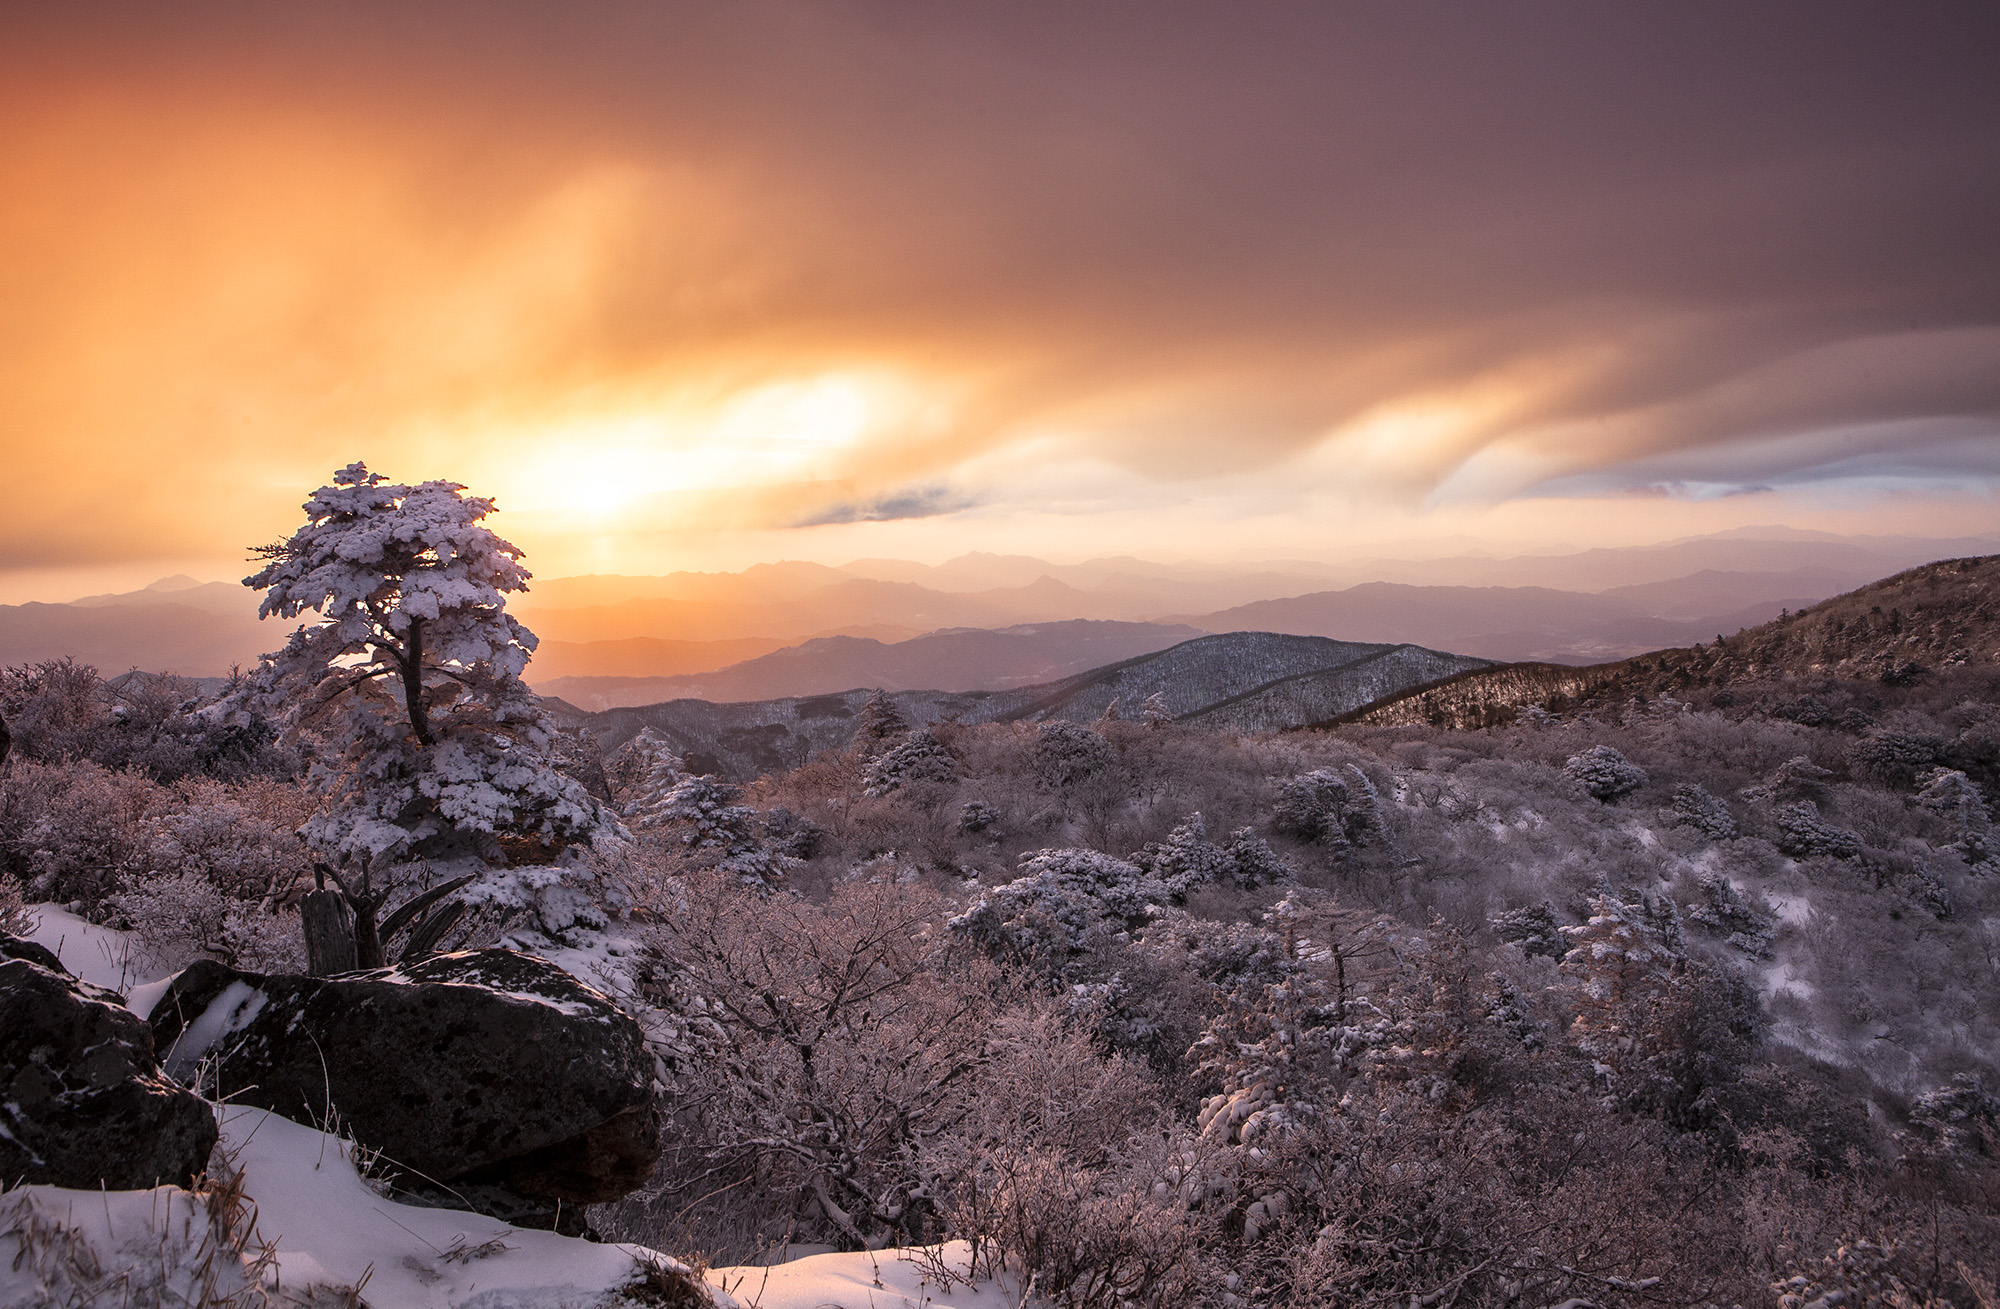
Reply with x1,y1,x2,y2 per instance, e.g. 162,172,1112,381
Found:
3,2,1998,601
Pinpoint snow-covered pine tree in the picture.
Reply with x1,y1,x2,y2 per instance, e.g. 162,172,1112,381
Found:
614,727,686,830
861,730,959,797
850,690,909,756
1916,767,1995,868
238,463,606,969
1563,745,1648,802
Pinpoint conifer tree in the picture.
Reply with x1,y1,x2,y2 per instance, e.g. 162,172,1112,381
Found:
239,463,605,968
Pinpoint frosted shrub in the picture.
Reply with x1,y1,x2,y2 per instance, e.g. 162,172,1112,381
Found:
1132,812,1289,894
958,799,1001,834
861,729,959,796
1668,782,1738,840
1489,901,1564,959
1775,800,1863,859
613,728,684,830
1902,1072,2000,1164
142,777,313,903
105,872,304,973
1850,729,1945,787
1916,766,1994,867
12,761,163,908
1131,813,1233,898
1683,871,1776,956
1563,745,1649,802
1271,765,1385,851
950,848,1171,962
1222,827,1292,887
849,688,910,755
0,873,35,937
1032,721,1116,791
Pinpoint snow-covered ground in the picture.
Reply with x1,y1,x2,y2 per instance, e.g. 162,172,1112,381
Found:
7,906,1024,1308
2,1105,1024,1308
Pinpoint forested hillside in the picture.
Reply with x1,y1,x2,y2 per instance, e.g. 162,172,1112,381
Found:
1346,555,2000,730
6,552,2000,1307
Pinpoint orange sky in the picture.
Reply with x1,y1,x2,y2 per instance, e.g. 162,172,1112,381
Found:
3,3,1997,601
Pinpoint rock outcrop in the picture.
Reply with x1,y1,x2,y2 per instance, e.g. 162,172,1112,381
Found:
148,949,659,1223
1,935,217,1190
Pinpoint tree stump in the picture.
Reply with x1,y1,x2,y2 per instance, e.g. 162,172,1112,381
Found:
301,889,358,976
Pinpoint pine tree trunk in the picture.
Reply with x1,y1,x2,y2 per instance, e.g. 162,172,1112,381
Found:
301,889,358,975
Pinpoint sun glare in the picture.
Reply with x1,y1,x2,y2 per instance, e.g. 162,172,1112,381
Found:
489,373,914,528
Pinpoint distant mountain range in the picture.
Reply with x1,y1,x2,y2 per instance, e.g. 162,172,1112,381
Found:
5,530,1994,682
535,621,1204,711
557,633,1490,778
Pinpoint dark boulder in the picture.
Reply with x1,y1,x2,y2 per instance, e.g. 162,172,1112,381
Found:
1,935,218,1190
149,949,659,1213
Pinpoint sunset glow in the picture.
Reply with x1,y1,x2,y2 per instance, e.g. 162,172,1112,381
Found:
1,4,1996,599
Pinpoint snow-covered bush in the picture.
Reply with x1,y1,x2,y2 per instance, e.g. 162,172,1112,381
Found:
0,872,34,937
958,799,1001,834
1769,754,1834,801
950,847,1171,962
759,805,825,859
5,760,163,907
104,872,304,973
861,729,958,796
459,859,618,946
1130,812,1289,895
1775,800,1863,859
1851,729,1946,787
1683,871,1776,956
1032,721,1116,791
1130,813,1233,898
1668,782,1738,839
1901,1072,2000,1164
1489,901,1565,959
1563,745,1648,801
1271,765,1385,851
1916,766,1994,867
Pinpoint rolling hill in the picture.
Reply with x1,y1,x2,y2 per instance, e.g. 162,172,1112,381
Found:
1332,554,2000,730
562,631,1490,777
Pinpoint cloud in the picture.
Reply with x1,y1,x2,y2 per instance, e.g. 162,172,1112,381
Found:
794,484,977,527
2,3,1998,572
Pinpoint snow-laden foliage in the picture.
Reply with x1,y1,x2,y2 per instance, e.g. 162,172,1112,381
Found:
235,463,604,869
1683,871,1776,956
1917,766,1995,868
1270,765,1385,851
1851,729,1947,787
1559,891,1679,1068
615,728,687,831
1775,799,1864,859
1668,781,1738,839
950,847,1170,961
1563,745,1649,801
1489,900,1565,959
1902,1073,2000,1166
649,774,790,887
849,689,909,756
861,729,959,796
0,872,34,937
1031,721,1115,791
1130,812,1290,895
958,799,1001,834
